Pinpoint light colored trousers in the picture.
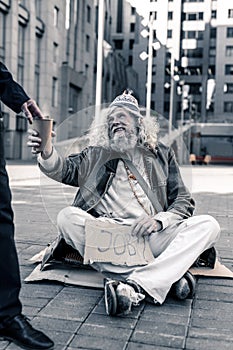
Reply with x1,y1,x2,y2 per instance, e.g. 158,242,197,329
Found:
57,207,220,304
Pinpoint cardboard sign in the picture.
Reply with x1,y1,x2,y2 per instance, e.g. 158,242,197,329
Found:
84,220,154,266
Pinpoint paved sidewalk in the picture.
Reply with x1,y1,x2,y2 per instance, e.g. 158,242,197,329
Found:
1,165,233,350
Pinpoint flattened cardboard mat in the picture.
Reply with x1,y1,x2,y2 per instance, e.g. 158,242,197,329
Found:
25,248,233,289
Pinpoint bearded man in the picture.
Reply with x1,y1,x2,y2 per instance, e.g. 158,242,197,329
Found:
28,90,220,316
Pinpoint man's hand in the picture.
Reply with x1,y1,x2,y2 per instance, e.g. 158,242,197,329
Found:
21,99,43,124
27,129,55,157
131,214,162,239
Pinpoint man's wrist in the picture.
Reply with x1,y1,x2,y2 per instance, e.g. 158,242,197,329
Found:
41,146,53,160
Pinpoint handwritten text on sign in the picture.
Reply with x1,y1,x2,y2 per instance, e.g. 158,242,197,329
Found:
84,220,154,266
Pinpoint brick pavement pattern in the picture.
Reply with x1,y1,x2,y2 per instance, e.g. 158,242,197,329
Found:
0,182,232,350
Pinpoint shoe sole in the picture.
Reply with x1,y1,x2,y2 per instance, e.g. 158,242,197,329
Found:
184,271,196,298
0,335,54,350
104,280,117,316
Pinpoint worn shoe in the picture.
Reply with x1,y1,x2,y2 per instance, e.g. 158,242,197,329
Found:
0,314,54,349
104,279,145,316
172,272,196,300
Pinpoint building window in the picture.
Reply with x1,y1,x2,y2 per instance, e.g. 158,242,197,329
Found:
150,11,157,19
168,12,173,20
129,39,134,50
53,42,58,62
0,11,6,61
86,35,90,52
117,0,123,33
164,101,170,112
228,9,233,19
152,83,156,94
197,31,204,39
226,46,233,57
128,55,133,66
130,23,135,32
189,83,202,95
224,83,233,94
224,102,233,112
209,47,216,57
35,35,41,104
225,65,233,75
184,30,203,39
186,48,203,58
131,7,136,15
210,28,217,38
87,5,91,23
187,12,203,20
167,29,172,38
211,10,217,19
114,39,123,50
152,64,156,76
52,77,58,107
227,27,233,38
85,64,89,76
153,49,157,58
54,6,59,27
17,24,25,85
187,31,196,39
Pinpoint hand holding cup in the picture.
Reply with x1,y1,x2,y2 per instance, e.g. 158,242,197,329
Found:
28,117,54,157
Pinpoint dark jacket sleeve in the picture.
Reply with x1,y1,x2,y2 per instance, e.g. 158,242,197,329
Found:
0,62,29,113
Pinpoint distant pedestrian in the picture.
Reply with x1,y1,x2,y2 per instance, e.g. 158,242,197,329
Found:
28,90,220,317
189,153,196,165
203,154,211,165
0,62,54,349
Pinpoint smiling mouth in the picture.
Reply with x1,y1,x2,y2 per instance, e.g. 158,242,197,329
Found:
112,127,126,134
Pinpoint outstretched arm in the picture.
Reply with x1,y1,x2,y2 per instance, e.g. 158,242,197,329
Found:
0,62,43,123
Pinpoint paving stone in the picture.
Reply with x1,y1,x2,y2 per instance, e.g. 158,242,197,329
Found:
69,334,126,350
86,313,137,329
31,316,81,332
193,299,233,311
139,312,189,325
188,327,233,342
131,330,185,348
191,317,233,330
135,319,187,336
78,323,131,341
38,304,94,321
19,283,63,299
42,330,73,346
185,337,233,350
126,343,175,350
20,296,51,308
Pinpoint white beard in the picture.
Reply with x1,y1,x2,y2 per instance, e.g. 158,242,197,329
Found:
110,132,137,153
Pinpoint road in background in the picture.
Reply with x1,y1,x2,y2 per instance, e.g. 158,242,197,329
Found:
7,161,233,194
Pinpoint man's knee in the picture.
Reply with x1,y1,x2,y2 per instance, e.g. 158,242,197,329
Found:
197,214,220,241
57,206,72,230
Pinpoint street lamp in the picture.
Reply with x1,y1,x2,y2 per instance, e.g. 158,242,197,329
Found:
139,14,160,118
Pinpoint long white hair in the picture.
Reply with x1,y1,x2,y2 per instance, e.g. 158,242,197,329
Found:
87,105,159,150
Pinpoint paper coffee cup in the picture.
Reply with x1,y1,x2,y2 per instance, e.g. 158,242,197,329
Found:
32,117,53,152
